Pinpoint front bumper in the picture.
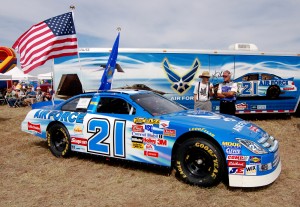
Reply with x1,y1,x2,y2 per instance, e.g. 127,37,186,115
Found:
228,160,281,187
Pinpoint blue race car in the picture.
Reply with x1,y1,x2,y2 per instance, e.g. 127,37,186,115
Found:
21,90,281,187
234,72,297,99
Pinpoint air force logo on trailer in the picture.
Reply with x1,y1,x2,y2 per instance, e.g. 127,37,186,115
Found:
162,58,200,94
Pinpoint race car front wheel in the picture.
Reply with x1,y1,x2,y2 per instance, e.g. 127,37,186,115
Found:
47,123,71,158
175,138,225,187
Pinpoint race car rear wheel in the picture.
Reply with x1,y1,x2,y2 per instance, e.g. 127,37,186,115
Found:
47,123,71,157
267,85,280,99
175,138,224,187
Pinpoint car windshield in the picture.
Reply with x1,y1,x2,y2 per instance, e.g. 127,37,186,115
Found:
130,93,187,116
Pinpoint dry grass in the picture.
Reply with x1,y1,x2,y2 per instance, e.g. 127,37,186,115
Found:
0,105,299,207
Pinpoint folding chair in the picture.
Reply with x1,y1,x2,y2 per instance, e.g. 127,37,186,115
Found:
0,93,7,105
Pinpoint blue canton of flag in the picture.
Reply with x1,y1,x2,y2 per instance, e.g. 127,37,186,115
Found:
44,12,76,36
99,32,120,90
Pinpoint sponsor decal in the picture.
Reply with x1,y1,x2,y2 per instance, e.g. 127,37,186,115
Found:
249,125,260,133
257,105,267,110
144,124,153,133
144,151,159,158
133,117,146,124
259,163,272,171
71,145,86,152
132,125,144,132
133,117,160,125
156,139,168,147
233,121,249,132
236,102,248,110
28,122,41,133
71,137,87,146
159,120,170,128
245,165,257,175
251,105,257,110
227,161,246,168
227,155,249,161
146,118,160,125
249,156,261,164
164,129,176,137
222,142,242,148
90,101,98,105
132,142,144,149
189,127,215,137
144,144,155,151
225,147,241,155
143,137,156,145
229,167,244,175
34,110,86,123
74,125,83,134
131,136,143,143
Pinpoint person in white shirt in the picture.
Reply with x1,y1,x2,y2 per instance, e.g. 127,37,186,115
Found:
193,71,214,111
217,70,238,115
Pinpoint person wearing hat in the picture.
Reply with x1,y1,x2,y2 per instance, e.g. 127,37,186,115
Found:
217,70,237,115
193,71,214,111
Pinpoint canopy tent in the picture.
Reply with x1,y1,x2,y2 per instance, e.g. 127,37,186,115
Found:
0,73,12,80
4,67,37,81
37,72,53,80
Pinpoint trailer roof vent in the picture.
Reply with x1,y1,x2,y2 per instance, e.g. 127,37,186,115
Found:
229,43,258,51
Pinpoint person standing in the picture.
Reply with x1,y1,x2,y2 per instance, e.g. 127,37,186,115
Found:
217,70,237,115
193,71,214,111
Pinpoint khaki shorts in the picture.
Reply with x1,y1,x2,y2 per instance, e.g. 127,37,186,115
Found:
194,100,212,111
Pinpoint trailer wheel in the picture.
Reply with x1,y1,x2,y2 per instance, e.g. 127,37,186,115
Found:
175,138,225,187
267,85,280,99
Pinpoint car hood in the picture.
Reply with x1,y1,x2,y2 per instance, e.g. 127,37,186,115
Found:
159,110,264,140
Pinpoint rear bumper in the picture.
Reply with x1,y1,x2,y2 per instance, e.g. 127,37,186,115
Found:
228,160,281,187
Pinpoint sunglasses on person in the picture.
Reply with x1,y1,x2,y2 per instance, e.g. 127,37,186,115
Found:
223,75,229,78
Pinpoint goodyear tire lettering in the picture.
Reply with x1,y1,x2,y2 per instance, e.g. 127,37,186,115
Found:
175,138,225,187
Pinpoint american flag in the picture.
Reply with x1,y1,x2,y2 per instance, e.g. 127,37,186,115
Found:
12,12,78,74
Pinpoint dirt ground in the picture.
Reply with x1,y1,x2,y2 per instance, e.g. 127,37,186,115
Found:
0,105,299,207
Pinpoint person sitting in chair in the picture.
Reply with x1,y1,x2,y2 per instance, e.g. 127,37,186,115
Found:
24,87,37,106
5,88,17,107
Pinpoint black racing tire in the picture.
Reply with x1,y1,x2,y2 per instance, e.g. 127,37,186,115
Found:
175,138,225,187
47,123,71,158
266,85,280,99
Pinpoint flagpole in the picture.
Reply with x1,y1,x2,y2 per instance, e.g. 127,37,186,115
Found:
70,5,83,93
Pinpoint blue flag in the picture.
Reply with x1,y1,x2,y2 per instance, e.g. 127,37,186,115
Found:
99,32,120,90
